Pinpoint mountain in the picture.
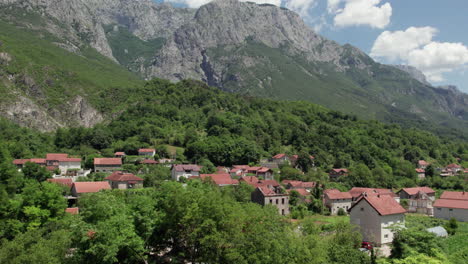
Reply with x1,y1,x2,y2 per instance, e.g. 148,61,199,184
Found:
392,65,430,86
0,0,467,137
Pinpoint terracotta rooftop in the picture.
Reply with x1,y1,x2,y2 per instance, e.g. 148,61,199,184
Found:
114,152,125,156
105,171,143,182
349,187,396,198
433,199,468,210
72,181,111,193
399,187,435,196
47,178,73,187
415,168,425,173
446,163,461,169
330,168,348,174
440,191,468,201
172,164,201,172
138,148,155,153
65,207,79,215
94,158,122,165
46,153,80,162
200,173,238,185
324,189,352,199
272,153,286,159
140,159,158,164
418,160,429,166
351,194,406,216
13,158,46,165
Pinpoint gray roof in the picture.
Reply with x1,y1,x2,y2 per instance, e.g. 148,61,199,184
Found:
426,226,448,237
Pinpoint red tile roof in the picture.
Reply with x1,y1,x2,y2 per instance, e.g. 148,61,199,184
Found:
351,195,406,216
240,176,259,183
272,153,286,159
65,207,79,215
13,158,47,165
257,167,271,173
104,171,143,182
46,153,68,160
200,173,238,185
47,178,73,187
433,199,468,210
440,191,468,201
330,168,348,174
232,165,250,170
349,187,396,198
418,160,429,166
172,164,201,172
446,163,461,169
140,159,158,164
115,152,125,156
415,168,425,173
94,158,122,165
399,187,435,196
285,180,316,188
325,189,352,200
138,148,155,153
240,177,279,188
72,181,111,193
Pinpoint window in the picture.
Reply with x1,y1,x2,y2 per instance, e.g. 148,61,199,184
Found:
360,207,364,211
281,209,285,215
449,209,453,211
276,199,279,204
282,198,285,204
269,199,272,204
437,208,441,211
384,234,389,238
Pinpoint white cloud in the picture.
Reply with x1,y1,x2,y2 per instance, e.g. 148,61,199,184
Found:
165,0,281,9
284,0,318,18
371,27,468,82
327,0,342,13
370,27,437,61
333,0,392,29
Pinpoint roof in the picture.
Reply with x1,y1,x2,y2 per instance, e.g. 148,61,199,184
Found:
232,165,250,169
446,163,461,168
140,159,158,164
349,187,396,198
94,158,122,166
330,168,348,174
200,173,238,185
289,188,310,196
272,153,286,159
257,167,272,173
433,199,468,210
286,180,316,188
440,191,468,201
114,152,125,156
351,194,406,216
138,148,155,153
65,207,79,215
13,158,47,165
172,164,201,172
240,176,259,183
418,160,429,166
426,226,448,237
104,171,143,182
415,168,425,173
399,187,435,196
72,181,111,193
325,189,352,199
46,153,81,162
240,177,279,188
257,186,286,197
47,178,73,187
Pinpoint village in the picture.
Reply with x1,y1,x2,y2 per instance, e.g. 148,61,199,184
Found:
12,150,468,255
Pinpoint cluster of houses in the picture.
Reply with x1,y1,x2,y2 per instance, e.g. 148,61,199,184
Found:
13,151,468,247
416,160,467,178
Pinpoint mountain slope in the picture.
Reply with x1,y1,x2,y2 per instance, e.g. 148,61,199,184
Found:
0,0,467,137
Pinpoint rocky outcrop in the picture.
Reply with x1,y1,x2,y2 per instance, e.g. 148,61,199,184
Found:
393,65,431,86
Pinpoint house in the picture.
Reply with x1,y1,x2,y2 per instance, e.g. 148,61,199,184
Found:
272,153,290,164
199,173,239,186
417,160,429,169
71,181,111,197
349,187,399,203
324,189,352,215
158,158,175,164
114,152,126,158
433,191,468,222
282,180,316,190
440,191,468,200
240,176,280,188
397,187,435,215
251,186,290,215
349,194,406,245
256,167,274,180
415,168,425,179
171,164,201,181
329,168,348,181
13,158,47,168
104,171,144,189
46,153,82,175
138,148,156,157
93,158,122,172
445,164,462,174
139,159,158,165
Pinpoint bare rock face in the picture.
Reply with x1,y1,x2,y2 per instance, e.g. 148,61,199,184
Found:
393,65,431,86
68,95,104,127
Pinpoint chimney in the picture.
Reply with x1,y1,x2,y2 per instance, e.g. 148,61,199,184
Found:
377,194,380,198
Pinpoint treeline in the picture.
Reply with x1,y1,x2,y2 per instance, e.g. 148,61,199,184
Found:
1,79,467,189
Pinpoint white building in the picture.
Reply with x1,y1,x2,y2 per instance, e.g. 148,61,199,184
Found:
349,194,406,245
433,191,468,222
323,189,352,215
171,164,201,181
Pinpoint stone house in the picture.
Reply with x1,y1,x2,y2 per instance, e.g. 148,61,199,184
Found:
171,164,201,181
46,153,81,175
104,171,144,189
349,194,406,245
114,152,126,158
328,168,348,181
324,189,352,215
251,186,289,215
94,158,122,172
272,153,290,165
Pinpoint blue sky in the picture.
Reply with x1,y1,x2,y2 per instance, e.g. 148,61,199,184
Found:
160,0,468,92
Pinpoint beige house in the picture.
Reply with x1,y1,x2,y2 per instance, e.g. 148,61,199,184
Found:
251,186,289,215
349,194,406,245
94,158,122,172
104,171,144,189
324,189,352,215
433,191,468,222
